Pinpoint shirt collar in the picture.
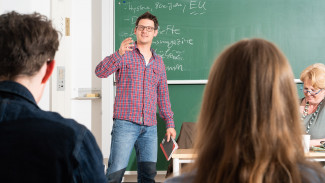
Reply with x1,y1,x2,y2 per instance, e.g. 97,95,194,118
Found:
0,81,38,107
134,41,157,60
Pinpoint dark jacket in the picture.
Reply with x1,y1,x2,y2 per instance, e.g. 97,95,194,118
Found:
0,81,106,183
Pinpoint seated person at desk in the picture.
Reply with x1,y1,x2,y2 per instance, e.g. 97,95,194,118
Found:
299,63,325,147
0,11,106,182
165,38,325,183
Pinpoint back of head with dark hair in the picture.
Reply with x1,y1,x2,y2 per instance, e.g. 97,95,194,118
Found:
135,11,159,30
0,11,59,80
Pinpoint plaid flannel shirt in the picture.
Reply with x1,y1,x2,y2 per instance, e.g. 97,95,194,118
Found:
95,44,175,129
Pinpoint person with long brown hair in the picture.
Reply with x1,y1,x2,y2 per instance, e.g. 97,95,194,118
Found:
165,38,325,183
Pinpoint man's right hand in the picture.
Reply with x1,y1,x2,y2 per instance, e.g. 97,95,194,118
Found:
118,37,134,56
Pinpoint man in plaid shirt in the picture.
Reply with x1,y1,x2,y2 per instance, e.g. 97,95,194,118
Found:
95,12,176,183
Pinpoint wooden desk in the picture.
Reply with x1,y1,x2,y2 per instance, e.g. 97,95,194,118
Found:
305,152,325,161
172,149,325,176
171,149,196,176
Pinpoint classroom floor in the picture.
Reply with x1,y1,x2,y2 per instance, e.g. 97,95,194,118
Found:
103,158,167,182
122,173,166,182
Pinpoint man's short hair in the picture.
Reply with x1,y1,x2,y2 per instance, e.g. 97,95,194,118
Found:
0,11,59,80
135,11,159,30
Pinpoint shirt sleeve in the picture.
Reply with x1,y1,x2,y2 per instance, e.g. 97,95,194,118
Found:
73,129,106,183
157,62,175,129
95,51,122,78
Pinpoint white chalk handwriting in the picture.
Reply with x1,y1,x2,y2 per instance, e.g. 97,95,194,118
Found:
156,49,184,61
159,25,181,35
117,0,208,73
125,2,152,13
120,1,207,15
165,64,184,71
155,2,183,11
153,37,194,49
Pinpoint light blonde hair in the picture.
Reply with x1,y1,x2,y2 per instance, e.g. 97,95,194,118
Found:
300,63,325,89
189,38,324,183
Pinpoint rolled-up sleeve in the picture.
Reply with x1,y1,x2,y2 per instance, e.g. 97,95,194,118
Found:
95,51,122,78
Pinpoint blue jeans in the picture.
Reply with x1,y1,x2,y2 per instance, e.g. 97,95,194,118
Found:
106,119,157,183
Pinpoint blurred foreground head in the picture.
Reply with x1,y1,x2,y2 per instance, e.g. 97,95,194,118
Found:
193,38,321,183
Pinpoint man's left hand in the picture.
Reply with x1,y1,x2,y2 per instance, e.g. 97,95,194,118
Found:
166,128,176,142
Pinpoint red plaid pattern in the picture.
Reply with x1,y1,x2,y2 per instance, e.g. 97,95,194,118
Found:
95,44,175,128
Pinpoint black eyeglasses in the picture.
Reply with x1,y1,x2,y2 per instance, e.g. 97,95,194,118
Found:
136,25,155,32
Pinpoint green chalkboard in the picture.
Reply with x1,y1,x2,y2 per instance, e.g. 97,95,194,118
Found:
115,0,325,171
115,0,325,80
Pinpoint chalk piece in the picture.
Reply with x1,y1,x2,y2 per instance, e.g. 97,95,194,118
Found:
86,93,99,98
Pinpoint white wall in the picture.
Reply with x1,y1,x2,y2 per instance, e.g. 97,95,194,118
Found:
70,0,92,130
101,0,115,158
0,0,50,15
